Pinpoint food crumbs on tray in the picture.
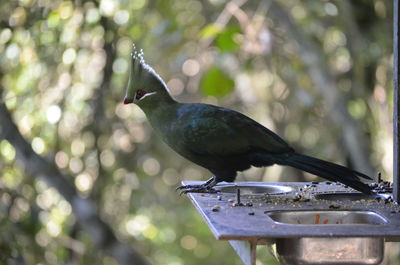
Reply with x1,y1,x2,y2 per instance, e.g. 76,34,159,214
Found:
212,205,220,212
315,214,320,224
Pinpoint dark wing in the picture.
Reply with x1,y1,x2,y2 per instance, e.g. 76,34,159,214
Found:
180,104,293,156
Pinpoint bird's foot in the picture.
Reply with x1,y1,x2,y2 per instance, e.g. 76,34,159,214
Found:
176,177,219,195
177,185,219,195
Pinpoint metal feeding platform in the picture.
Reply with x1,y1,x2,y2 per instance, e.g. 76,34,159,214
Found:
183,181,400,265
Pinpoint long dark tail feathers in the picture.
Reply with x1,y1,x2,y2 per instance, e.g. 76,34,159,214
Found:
278,153,373,195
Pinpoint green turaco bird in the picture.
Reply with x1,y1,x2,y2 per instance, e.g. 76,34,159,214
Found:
124,46,372,194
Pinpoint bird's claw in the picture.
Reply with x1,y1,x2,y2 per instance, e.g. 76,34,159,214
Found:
175,184,195,191
176,184,219,195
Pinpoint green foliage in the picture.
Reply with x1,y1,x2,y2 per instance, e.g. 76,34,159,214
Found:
200,24,222,39
201,67,235,98
200,25,241,52
348,99,367,119
215,26,241,52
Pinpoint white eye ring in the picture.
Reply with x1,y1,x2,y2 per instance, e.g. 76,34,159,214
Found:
135,91,157,101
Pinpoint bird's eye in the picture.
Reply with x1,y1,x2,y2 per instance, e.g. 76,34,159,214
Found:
135,89,146,100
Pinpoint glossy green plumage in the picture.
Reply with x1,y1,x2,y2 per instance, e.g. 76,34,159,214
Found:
124,49,372,194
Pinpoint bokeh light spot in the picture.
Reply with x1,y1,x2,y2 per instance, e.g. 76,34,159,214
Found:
100,149,116,167
182,59,200,76
132,0,146,10
143,157,160,176
114,10,130,25
32,137,46,154
75,172,93,193
59,1,74,19
6,43,20,59
46,220,61,237
180,235,198,250
167,78,185,96
55,151,69,168
69,157,83,173
86,8,100,23
112,58,128,74
162,168,180,186
126,215,150,236
62,48,76,64
325,3,338,16
100,0,117,17
46,105,62,124
71,138,85,157
0,28,12,44
0,140,16,162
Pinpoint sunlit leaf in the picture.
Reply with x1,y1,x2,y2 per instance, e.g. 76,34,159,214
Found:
0,139,15,162
199,24,222,39
200,67,234,97
47,10,60,28
215,26,241,52
348,99,367,119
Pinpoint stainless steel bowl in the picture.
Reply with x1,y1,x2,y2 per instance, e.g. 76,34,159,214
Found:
314,192,379,201
266,210,388,225
276,237,384,265
216,183,293,195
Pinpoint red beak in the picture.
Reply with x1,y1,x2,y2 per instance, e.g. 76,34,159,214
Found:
124,98,134,104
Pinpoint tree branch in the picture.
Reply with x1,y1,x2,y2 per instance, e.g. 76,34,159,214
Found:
265,0,374,176
337,1,368,95
88,16,117,201
0,103,149,265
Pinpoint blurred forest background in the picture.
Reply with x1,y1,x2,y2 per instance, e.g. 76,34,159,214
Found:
0,0,399,264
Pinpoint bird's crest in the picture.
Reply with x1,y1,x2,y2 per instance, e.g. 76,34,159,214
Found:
131,44,146,72
130,44,167,89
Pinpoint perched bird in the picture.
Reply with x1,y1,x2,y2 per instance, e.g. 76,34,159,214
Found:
124,47,372,194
